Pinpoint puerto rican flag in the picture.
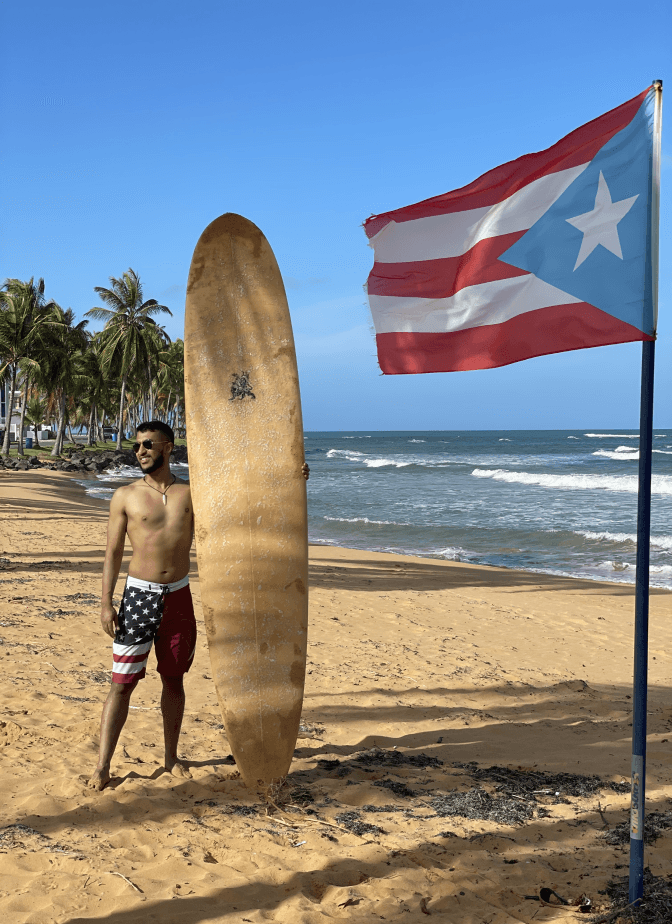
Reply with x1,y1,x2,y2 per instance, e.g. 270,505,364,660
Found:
364,87,656,374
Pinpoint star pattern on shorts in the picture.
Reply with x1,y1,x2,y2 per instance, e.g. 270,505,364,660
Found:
119,589,164,641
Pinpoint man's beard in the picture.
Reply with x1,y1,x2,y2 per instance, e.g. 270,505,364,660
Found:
143,455,166,475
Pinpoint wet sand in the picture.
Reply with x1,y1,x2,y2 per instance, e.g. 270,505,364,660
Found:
1,470,671,923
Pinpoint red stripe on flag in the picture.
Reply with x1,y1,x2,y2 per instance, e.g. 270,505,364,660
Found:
113,652,148,664
376,304,652,374
367,232,528,299
364,89,649,237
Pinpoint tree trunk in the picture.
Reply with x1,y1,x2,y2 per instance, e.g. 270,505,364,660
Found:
116,373,127,450
2,365,17,456
148,369,154,420
51,392,67,456
86,405,96,446
145,361,151,420
67,422,76,445
16,372,30,457
30,405,42,450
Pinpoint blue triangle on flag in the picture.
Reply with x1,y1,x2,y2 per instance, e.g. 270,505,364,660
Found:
500,97,654,336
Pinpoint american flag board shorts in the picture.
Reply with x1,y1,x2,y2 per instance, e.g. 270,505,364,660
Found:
112,575,197,683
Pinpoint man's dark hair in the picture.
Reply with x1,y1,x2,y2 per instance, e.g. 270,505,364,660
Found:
136,420,175,443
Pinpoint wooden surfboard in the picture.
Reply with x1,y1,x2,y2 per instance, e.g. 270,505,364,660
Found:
184,213,308,791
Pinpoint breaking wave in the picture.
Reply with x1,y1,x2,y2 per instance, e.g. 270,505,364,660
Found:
323,516,408,526
593,449,639,460
593,448,672,460
471,468,672,495
578,530,672,551
584,433,639,439
327,448,417,469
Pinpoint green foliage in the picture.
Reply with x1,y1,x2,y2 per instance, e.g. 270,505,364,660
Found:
1,271,184,453
0,277,61,455
86,269,172,449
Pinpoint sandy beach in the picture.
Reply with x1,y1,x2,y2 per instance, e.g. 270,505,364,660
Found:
1,471,671,923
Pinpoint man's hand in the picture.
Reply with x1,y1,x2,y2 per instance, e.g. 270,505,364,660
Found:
100,603,119,639
302,462,310,481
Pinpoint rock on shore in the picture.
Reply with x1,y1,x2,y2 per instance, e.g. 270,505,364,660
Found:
1,444,188,473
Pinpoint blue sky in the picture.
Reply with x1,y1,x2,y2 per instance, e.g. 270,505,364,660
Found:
2,0,669,430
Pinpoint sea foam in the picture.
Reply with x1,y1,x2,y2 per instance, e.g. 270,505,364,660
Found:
593,449,639,460
471,468,672,495
323,516,406,526
576,529,672,551
327,448,412,468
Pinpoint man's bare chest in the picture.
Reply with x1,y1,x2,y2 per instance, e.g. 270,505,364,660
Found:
126,486,192,534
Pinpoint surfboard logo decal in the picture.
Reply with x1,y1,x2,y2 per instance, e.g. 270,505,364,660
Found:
230,371,256,401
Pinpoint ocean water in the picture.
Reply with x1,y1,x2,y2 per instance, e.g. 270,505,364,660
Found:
76,430,672,588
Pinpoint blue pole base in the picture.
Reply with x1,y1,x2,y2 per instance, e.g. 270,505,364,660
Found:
629,838,644,904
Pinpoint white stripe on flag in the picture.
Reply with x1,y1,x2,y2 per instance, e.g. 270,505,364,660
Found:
369,275,583,334
369,164,588,263
113,640,152,657
112,660,147,676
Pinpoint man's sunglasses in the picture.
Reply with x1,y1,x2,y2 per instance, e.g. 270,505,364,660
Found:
133,439,171,453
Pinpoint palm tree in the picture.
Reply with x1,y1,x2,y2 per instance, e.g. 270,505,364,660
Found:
0,278,57,456
78,337,110,446
38,305,89,457
86,269,172,449
13,363,33,455
144,323,172,420
155,338,185,433
25,395,47,449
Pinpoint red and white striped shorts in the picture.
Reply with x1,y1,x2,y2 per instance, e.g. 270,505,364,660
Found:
112,575,197,684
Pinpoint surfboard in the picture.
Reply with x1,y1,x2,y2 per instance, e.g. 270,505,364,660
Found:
184,213,308,792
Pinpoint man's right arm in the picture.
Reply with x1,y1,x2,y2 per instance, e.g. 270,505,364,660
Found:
100,489,128,639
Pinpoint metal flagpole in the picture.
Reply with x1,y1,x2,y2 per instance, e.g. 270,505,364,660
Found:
629,78,662,906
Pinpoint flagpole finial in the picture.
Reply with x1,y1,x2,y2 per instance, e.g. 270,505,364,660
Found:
653,79,662,88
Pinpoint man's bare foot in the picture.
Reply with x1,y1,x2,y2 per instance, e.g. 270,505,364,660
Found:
164,757,191,779
87,767,111,791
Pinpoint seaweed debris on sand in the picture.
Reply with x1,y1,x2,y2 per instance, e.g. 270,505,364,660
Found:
599,870,672,923
431,788,534,826
453,761,630,801
602,810,672,847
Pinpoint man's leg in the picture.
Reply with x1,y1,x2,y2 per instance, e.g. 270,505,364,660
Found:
161,674,191,778
88,679,139,790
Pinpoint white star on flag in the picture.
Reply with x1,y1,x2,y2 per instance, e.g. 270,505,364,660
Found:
566,171,638,270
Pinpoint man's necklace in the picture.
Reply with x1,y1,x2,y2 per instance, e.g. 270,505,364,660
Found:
143,475,176,505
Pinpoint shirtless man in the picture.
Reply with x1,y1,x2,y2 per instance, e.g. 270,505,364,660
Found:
88,420,196,790
88,420,310,791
